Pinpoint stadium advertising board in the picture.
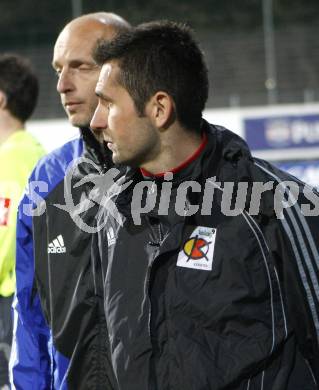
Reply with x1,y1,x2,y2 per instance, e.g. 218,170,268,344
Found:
244,114,319,151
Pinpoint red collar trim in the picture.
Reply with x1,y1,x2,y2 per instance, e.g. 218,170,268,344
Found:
140,132,208,178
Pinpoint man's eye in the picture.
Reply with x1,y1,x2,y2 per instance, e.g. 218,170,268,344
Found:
79,64,98,72
55,69,62,77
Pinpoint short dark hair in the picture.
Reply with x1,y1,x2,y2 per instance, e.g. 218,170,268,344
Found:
94,20,208,131
0,54,39,122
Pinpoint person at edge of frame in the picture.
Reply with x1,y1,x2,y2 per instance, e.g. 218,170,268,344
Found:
90,20,319,390
10,13,130,390
0,53,45,390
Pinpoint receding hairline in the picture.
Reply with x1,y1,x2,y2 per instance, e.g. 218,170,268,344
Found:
64,12,130,33
53,12,131,61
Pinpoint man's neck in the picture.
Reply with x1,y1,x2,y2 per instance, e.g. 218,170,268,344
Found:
0,113,24,145
141,124,203,175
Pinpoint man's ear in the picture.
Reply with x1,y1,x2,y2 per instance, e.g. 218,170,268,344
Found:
148,91,175,129
0,91,7,110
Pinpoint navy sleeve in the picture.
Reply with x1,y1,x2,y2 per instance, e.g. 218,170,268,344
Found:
10,191,51,389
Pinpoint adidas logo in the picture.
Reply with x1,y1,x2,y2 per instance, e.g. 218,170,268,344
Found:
107,227,116,246
48,234,66,254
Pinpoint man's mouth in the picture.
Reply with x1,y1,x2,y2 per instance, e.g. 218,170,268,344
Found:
106,141,114,151
103,136,113,148
65,102,82,111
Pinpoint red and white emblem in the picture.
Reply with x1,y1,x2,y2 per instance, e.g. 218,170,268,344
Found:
177,226,217,271
0,197,11,226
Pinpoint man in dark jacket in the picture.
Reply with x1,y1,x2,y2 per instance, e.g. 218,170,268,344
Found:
10,13,130,390
90,21,319,389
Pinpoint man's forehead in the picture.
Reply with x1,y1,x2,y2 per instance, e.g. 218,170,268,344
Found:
53,34,96,66
101,62,113,76
56,20,116,48
98,62,119,84
54,30,96,54
95,62,121,99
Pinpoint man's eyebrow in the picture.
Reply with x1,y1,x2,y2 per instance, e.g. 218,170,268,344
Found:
52,59,97,69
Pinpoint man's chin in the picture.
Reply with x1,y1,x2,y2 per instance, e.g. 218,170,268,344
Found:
68,114,90,129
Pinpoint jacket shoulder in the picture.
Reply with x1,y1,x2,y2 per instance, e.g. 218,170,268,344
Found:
30,137,83,186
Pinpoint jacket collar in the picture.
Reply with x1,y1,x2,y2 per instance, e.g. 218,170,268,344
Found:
80,127,113,168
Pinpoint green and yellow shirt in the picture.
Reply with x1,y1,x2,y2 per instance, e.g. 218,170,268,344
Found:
0,130,45,296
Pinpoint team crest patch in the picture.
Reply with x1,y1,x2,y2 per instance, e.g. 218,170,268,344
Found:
0,197,11,226
177,226,217,271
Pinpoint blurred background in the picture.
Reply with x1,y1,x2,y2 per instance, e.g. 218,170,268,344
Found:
1,0,319,185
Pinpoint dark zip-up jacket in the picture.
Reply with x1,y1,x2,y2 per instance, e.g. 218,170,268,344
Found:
11,129,117,390
94,121,319,390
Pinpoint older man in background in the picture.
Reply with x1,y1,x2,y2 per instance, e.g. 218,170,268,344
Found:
10,13,130,390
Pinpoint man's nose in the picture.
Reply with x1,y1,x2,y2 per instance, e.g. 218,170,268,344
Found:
56,69,74,94
90,102,108,130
